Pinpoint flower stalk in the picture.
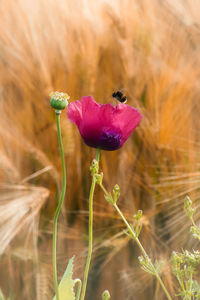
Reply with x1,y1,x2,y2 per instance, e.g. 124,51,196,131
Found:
52,111,67,300
80,148,101,300
98,182,172,300
113,204,172,300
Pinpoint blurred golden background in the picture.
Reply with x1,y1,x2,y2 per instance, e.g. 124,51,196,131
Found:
1,0,200,299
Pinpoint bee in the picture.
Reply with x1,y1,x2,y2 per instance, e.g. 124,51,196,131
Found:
112,91,127,103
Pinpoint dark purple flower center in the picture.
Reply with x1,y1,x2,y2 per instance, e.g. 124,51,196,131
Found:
99,129,122,150
82,129,122,151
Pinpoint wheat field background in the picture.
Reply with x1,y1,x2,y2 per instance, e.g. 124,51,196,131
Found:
0,0,200,299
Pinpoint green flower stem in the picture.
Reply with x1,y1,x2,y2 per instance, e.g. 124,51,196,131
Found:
80,148,101,300
98,182,172,300
189,273,193,300
177,271,186,295
113,203,172,300
99,183,107,196
52,111,67,300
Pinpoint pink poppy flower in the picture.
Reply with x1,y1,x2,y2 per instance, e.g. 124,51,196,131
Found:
67,96,142,151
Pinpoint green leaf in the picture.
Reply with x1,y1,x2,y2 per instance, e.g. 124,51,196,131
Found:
53,257,76,300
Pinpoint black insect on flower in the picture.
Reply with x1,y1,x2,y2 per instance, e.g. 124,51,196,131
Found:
112,91,127,103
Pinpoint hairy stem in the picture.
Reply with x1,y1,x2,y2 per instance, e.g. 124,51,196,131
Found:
113,203,172,300
99,182,172,300
52,112,67,300
80,148,101,300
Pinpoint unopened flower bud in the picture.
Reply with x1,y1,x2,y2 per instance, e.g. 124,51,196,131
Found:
95,172,103,185
113,184,120,204
102,290,110,300
133,210,143,221
50,91,70,111
138,255,145,266
90,159,99,176
184,196,195,219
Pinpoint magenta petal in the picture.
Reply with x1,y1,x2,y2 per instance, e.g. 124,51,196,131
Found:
99,103,116,125
80,96,101,131
113,104,142,144
67,100,82,127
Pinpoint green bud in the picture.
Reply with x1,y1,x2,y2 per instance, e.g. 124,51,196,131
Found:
95,172,103,185
133,210,143,221
184,196,195,219
113,184,120,204
50,91,70,111
90,159,99,176
190,225,200,240
184,195,192,207
102,290,110,300
138,255,155,275
138,255,145,266
171,251,184,264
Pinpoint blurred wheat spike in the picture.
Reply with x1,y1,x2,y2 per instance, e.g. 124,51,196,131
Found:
0,185,49,255
1,0,200,299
